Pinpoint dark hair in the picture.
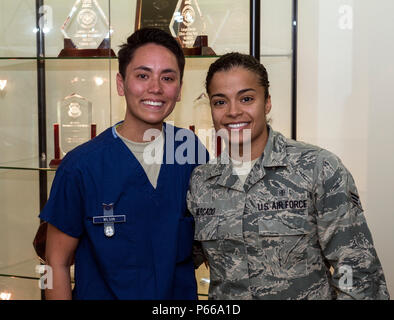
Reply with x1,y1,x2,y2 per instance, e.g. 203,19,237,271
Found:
118,28,185,81
206,52,270,98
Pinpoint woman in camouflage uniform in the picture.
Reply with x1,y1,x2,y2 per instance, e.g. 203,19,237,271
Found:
188,52,389,300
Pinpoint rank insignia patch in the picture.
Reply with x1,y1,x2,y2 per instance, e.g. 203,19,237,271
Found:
349,191,362,210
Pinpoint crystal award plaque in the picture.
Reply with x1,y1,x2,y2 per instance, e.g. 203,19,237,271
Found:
51,94,94,165
50,121,96,168
59,0,115,57
169,0,215,55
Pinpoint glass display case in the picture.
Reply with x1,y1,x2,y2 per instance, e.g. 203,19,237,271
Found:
0,0,294,300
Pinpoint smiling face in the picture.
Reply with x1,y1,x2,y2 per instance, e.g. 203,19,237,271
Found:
208,66,271,160
116,43,182,141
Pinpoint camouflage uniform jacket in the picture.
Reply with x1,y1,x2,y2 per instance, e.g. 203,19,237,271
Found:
187,126,389,300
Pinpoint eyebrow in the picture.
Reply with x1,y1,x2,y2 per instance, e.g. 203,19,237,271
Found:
133,66,178,74
210,88,256,99
210,93,226,99
237,88,256,95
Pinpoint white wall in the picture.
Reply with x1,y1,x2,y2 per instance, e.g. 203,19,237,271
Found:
298,0,394,298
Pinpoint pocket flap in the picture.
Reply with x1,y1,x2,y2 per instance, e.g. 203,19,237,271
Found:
259,218,309,236
195,215,219,241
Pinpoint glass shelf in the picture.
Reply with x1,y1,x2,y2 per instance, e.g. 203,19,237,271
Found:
0,53,292,60
0,276,41,300
0,258,75,300
0,57,37,60
0,258,40,280
0,56,118,60
0,158,56,172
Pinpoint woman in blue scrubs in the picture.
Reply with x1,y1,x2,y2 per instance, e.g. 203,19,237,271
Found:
39,28,208,300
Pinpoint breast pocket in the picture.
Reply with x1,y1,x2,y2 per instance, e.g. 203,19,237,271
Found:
194,215,220,241
258,214,313,279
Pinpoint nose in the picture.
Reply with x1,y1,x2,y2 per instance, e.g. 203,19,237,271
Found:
226,101,243,118
148,76,163,94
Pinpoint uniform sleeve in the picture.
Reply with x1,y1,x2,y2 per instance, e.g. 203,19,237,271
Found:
39,166,85,239
187,169,208,269
313,150,390,300
186,166,201,221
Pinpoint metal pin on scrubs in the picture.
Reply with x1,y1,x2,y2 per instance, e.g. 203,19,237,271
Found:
92,203,126,238
103,203,115,237
104,225,114,237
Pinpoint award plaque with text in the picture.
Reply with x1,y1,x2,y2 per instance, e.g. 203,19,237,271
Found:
135,0,215,56
59,0,115,57
135,0,177,35
50,93,96,168
169,0,215,55
50,122,96,168
58,93,92,156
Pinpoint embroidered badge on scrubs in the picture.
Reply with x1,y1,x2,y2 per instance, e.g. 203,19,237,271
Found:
93,203,126,237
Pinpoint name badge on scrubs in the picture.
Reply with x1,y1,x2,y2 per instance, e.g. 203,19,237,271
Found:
93,203,126,237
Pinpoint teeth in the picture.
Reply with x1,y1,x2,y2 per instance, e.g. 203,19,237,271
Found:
143,100,163,107
227,123,248,129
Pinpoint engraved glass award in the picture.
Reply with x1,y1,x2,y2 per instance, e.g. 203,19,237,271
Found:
58,93,92,156
59,0,115,57
169,0,214,55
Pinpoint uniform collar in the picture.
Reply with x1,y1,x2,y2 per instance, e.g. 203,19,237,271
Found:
205,126,288,190
112,120,170,140
261,125,288,168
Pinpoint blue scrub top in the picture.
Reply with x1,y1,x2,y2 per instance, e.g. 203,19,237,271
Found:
39,122,208,300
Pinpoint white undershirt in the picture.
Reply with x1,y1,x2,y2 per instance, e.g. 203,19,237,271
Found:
231,157,259,185
116,127,164,189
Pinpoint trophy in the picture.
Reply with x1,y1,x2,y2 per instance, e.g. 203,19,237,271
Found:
169,0,215,55
58,0,115,57
135,0,178,35
50,94,96,168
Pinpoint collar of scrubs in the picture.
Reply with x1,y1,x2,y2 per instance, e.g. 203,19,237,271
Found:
111,121,123,138
110,121,180,195
111,121,169,141
115,124,164,154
